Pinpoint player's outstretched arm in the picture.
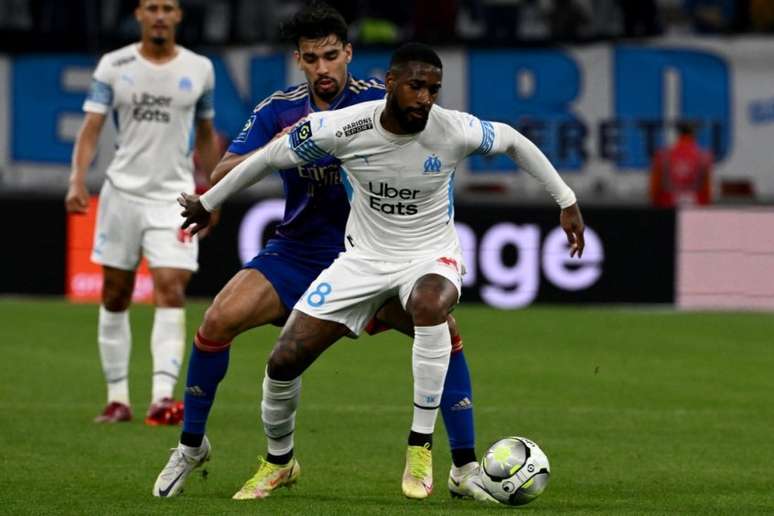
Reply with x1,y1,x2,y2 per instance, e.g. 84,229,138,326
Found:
489,121,585,257
210,126,294,185
489,122,576,208
197,130,308,213
210,151,249,186
66,112,106,213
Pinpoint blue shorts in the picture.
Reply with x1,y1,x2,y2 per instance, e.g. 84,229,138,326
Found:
244,238,343,315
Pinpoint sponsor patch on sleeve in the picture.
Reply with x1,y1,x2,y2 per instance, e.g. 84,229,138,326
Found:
290,120,313,149
234,114,256,143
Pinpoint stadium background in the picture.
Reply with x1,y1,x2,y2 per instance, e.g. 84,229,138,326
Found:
1,1,772,514
1,0,772,309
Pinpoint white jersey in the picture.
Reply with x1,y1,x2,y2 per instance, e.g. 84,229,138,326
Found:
84,44,215,202
202,99,576,262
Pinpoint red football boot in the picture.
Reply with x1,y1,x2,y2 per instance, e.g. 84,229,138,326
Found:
144,398,184,426
94,402,132,423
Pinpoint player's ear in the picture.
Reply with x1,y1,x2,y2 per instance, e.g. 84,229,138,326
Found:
344,42,353,64
293,50,302,70
385,71,395,93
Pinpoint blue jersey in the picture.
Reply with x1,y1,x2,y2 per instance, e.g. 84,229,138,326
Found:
229,76,385,250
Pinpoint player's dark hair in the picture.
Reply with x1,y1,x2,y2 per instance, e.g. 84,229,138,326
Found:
389,43,443,72
281,2,349,47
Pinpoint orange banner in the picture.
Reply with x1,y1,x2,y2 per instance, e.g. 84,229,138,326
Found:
66,196,153,303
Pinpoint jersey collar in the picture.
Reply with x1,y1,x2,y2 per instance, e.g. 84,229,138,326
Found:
307,74,354,112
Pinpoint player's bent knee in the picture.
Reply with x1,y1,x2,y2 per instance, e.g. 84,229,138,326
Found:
410,297,449,326
155,284,186,308
267,340,304,381
101,285,132,311
199,303,242,343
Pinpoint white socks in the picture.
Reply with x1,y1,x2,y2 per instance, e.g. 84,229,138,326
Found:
98,306,131,405
150,307,186,403
261,371,302,456
98,306,185,405
411,322,452,435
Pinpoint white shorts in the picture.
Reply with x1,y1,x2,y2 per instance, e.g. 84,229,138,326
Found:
91,181,198,272
294,250,464,335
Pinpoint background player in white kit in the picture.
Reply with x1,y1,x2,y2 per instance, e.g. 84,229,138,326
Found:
180,43,585,500
65,0,220,425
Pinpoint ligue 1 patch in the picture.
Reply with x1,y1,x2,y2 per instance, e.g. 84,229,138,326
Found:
234,114,256,143
290,120,313,149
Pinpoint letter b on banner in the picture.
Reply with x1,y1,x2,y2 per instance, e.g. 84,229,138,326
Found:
468,50,584,172
614,48,731,168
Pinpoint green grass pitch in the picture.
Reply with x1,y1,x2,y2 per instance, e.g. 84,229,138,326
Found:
1,299,773,515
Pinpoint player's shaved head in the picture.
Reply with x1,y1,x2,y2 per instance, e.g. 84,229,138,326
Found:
388,43,443,75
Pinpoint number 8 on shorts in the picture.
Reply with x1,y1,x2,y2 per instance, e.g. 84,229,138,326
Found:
306,282,332,307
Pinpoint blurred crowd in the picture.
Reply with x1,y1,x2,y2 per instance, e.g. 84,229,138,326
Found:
1,0,773,52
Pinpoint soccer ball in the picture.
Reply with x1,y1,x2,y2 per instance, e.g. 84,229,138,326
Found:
480,436,551,506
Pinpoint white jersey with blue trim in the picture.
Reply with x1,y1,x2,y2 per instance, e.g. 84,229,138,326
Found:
304,100,476,261
201,98,576,262
84,44,215,202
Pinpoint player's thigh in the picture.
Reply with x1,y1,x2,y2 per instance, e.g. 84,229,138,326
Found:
202,269,286,338
295,254,395,336
374,297,415,336
150,267,192,307
398,254,464,321
91,183,143,271
269,309,352,379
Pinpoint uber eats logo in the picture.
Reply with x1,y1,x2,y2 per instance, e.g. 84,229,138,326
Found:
368,181,419,215
132,92,172,123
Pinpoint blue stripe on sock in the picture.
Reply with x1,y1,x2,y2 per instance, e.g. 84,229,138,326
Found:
182,343,230,436
440,350,475,450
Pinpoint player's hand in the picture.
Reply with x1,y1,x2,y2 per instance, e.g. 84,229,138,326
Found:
65,181,89,214
178,192,211,236
560,202,585,258
196,209,220,239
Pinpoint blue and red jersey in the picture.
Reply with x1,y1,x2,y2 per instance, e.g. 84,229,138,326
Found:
228,76,385,250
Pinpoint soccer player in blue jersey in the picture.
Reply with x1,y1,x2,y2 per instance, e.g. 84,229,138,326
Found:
154,3,484,500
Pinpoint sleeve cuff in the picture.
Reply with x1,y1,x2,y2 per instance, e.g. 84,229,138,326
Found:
558,189,577,209
83,101,109,114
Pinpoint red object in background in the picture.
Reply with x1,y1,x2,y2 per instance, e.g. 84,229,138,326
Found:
66,196,154,303
650,135,713,208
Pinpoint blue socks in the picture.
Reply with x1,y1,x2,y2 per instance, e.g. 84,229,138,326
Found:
180,343,230,447
440,350,477,466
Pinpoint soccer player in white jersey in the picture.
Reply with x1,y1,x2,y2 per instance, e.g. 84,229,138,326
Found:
179,43,585,500
65,0,220,425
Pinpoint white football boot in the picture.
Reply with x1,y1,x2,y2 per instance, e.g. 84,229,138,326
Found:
153,436,211,497
448,462,499,503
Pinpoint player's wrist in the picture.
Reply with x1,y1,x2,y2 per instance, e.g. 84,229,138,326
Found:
199,194,215,213
68,176,86,187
